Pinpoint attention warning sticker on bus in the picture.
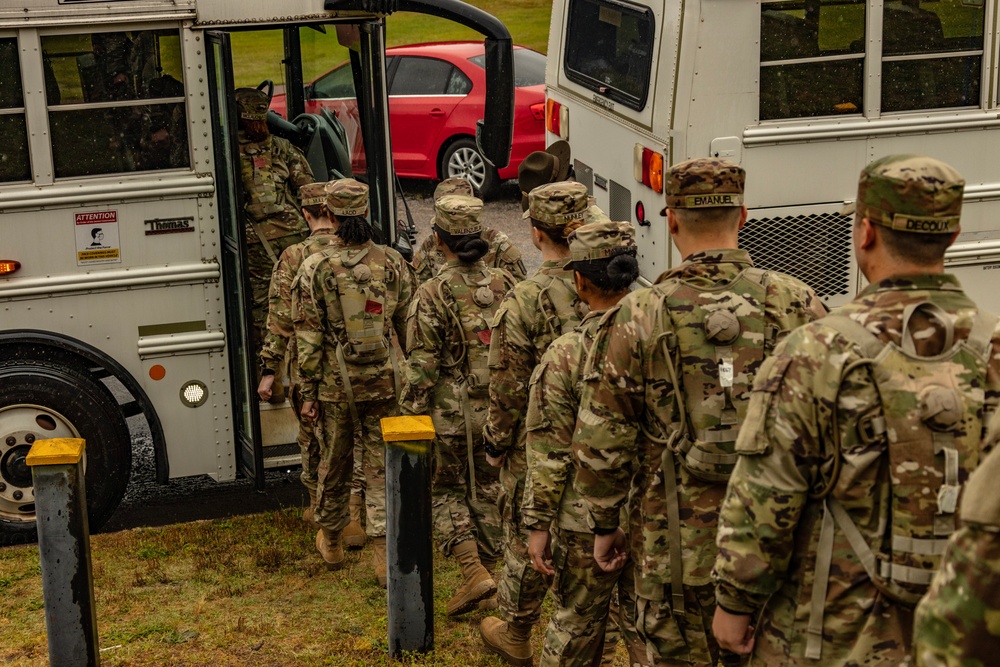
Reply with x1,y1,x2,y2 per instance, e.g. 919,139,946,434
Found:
74,210,122,266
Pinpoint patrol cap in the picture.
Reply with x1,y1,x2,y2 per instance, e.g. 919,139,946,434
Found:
522,181,589,226
434,194,483,236
569,220,636,262
854,155,964,234
661,158,745,214
586,202,612,225
518,140,572,211
325,178,369,217
299,182,328,208
235,88,268,122
434,178,474,201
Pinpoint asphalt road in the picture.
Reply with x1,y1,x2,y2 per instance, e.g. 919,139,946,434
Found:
102,177,533,534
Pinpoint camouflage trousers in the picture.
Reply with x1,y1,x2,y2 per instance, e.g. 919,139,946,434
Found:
497,447,552,626
247,231,307,354
634,581,720,667
430,395,502,562
289,384,320,502
541,528,647,667
352,436,365,498
314,398,391,538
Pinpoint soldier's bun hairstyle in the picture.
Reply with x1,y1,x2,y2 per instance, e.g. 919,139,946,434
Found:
336,215,373,245
573,249,639,294
242,118,270,143
434,225,489,263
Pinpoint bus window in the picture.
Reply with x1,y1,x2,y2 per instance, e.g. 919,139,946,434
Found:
0,37,30,183
760,0,865,121
881,0,984,113
42,29,190,178
563,0,655,111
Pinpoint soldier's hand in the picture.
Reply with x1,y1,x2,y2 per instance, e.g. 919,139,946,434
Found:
527,530,555,575
712,607,755,655
593,528,628,572
257,374,275,401
486,452,506,468
301,401,318,423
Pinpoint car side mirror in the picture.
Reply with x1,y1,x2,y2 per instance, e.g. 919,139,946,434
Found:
476,36,514,170
304,83,315,101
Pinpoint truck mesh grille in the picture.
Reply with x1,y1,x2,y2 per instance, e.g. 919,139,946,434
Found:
739,212,853,298
609,180,632,223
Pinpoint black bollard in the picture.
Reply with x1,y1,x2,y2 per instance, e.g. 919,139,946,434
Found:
27,438,101,667
381,415,436,656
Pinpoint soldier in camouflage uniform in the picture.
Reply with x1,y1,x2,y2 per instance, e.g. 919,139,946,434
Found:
571,158,826,667
712,155,1000,666
914,412,1000,667
523,220,646,667
236,88,313,373
399,194,516,615
480,181,590,667
292,179,417,582
412,178,527,282
257,181,335,523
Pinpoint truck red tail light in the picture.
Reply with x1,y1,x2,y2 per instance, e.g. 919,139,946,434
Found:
633,144,663,194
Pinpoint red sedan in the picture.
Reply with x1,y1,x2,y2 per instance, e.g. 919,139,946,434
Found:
271,42,546,197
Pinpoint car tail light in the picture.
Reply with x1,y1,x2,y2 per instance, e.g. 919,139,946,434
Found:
633,144,663,194
0,260,21,276
546,99,568,139
530,103,545,121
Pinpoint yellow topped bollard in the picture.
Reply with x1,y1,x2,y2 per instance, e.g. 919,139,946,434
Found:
381,415,435,657
27,438,101,667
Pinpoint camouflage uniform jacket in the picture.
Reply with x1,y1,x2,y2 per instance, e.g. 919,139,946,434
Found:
399,260,516,415
414,227,527,283
523,308,611,533
713,274,1000,666
571,249,825,591
484,258,585,454
914,418,1000,667
259,229,340,378
293,238,416,403
239,132,313,241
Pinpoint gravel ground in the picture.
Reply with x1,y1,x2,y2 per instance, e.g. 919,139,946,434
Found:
102,178,531,533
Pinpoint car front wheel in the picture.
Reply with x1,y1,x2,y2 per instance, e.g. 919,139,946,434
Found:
442,138,500,200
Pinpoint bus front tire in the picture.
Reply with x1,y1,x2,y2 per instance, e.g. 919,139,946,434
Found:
0,359,132,545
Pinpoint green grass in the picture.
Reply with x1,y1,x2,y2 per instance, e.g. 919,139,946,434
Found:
231,0,552,88
0,507,632,666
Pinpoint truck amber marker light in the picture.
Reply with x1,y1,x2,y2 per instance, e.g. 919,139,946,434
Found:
0,260,21,276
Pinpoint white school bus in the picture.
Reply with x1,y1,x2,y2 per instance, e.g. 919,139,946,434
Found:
0,0,514,543
543,0,999,306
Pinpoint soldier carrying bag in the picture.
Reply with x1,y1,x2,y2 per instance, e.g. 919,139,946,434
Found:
804,303,997,660
436,268,509,500
640,267,776,621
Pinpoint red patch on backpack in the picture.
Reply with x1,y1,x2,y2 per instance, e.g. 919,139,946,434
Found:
477,329,492,345
365,300,383,315
253,156,266,168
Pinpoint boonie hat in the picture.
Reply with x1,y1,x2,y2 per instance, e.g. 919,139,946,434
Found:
235,88,268,122
569,220,636,263
325,178,369,217
434,194,483,236
518,140,572,211
661,158,745,214
434,178,475,201
523,181,589,226
853,155,964,234
299,182,328,208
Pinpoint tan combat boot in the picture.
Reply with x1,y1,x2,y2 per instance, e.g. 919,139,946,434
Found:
372,535,387,588
316,528,345,570
343,494,367,548
480,617,533,667
447,540,497,616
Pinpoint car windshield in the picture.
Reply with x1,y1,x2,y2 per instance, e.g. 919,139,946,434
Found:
469,48,546,87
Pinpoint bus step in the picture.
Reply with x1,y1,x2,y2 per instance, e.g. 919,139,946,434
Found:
264,442,301,470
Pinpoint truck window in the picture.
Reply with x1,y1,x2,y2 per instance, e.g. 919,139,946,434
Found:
563,0,654,111
881,0,984,113
0,37,30,183
41,29,190,178
759,0,865,121
761,0,985,121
